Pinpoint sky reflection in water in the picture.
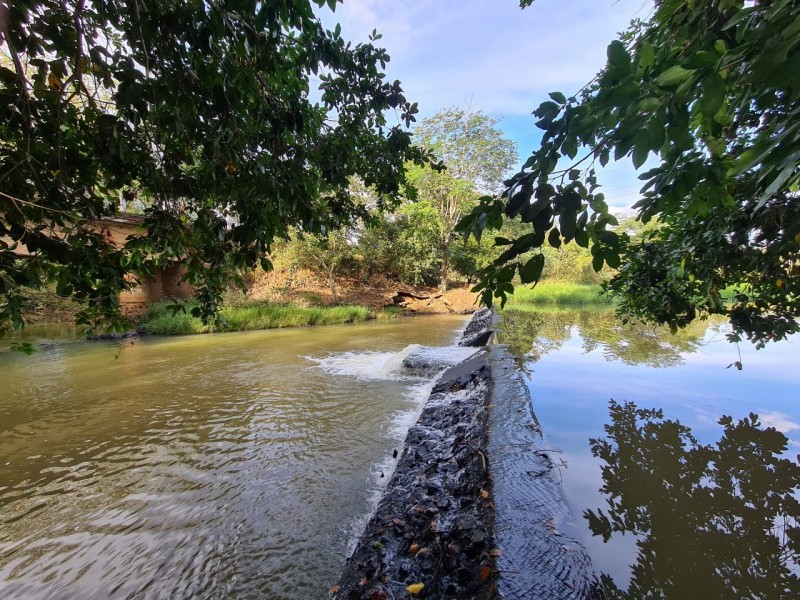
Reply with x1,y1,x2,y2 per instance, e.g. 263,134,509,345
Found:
497,308,800,597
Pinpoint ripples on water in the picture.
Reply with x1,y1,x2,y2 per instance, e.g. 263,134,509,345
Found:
0,316,468,599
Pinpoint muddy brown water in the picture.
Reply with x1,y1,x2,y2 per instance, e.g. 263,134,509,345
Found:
0,316,469,599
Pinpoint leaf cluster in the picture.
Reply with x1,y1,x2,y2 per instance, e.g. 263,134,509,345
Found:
0,0,432,333
460,0,800,344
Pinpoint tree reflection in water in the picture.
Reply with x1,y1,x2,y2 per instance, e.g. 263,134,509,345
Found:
497,308,714,369
588,400,800,599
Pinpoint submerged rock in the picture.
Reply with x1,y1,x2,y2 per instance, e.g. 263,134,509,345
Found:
400,345,480,378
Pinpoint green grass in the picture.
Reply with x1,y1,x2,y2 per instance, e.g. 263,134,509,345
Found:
139,300,373,335
503,282,613,308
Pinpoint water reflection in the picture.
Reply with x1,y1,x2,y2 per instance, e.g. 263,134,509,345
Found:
497,308,715,368
587,400,800,599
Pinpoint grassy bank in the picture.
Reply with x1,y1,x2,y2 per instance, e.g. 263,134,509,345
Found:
139,300,376,335
503,282,612,309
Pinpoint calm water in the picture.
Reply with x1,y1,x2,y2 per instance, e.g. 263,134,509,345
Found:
0,315,469,599
498,308,800,598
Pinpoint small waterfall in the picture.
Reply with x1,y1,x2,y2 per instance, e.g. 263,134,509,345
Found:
304,343,480,381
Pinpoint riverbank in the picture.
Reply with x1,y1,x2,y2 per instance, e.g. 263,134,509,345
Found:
504,282,612,308
137,301,377,335
137,279,482,335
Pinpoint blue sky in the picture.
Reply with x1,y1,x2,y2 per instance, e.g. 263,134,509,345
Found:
320,0,655,208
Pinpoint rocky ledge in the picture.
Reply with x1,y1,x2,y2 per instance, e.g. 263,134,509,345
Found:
332,310,595,599
331,349,495,600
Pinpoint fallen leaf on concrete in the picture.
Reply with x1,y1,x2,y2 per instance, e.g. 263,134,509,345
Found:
406,582,425,595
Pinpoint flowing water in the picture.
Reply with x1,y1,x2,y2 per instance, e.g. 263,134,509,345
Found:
0,315,469,599
497,308,800,598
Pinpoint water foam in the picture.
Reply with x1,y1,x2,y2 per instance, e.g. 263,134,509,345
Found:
308,342,482,555
305,344,478,381
303,344,423,380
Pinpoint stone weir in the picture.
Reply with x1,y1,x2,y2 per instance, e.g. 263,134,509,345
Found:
331,309,597,600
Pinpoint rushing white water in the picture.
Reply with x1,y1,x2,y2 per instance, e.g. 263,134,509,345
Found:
304,340,482,555
305,343,480,381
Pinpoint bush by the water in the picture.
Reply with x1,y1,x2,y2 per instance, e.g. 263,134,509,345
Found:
503,283,612,308
140,300,373,335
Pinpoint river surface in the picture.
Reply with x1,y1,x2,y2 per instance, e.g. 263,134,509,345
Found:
497,308,800,598
0,315,469,599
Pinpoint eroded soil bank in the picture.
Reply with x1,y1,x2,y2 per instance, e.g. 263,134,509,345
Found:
332,310,596,599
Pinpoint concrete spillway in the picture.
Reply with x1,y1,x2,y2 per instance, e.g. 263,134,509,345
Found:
332,309,596,599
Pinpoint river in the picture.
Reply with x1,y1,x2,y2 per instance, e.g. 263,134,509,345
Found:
3,310,799,599
0,315,469,599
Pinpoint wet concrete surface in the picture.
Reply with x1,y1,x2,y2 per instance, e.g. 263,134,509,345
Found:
487,347,597,599
331,351,497,599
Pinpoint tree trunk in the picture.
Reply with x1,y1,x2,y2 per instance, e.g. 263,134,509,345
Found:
440,252,449,294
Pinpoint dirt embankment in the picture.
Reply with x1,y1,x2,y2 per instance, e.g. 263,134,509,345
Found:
248,268,480,315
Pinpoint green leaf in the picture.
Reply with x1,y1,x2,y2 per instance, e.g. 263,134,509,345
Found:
701,72,726,117
632,138,649,169
638,42,655,69
592,250,605,272
549,91,567,104
782,17,800,40
548,228,562,249
560,211,577,241
534,101,561,120
757,160,798,209
519,254,545,284
607,40,631,73
654,65,695,87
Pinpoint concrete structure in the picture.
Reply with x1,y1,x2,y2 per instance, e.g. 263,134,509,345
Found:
4,213,193,307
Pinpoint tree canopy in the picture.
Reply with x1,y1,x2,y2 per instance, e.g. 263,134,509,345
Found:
0,0,432,333
459,0,800,347
408,107,517,292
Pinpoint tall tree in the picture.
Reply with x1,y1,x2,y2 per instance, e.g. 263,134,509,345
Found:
459,0,800,347
0,0,433,333
411,107,517,292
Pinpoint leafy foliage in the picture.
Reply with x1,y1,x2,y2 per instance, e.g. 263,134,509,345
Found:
588,400,800,599
410,107,517,291
0,0,432,334
459,0,800,346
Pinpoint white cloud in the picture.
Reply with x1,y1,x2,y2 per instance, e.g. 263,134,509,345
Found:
758,411,800,434
330,0,650,114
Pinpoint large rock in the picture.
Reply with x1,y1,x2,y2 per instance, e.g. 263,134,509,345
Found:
401,345,480,378
459,307,493,347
